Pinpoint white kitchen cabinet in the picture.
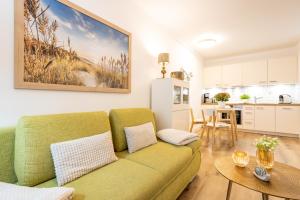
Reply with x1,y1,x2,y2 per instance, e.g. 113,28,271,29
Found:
254,106,276,132
151,78,190,131
222,63,243,87
243,120,255,130
242,105,255,129
242,60,268,86
243,105,255,120
276,106,300,134
203,66,222,88
268,56,298,84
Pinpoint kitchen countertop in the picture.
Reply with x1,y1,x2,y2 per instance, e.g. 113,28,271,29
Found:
202,102,300,106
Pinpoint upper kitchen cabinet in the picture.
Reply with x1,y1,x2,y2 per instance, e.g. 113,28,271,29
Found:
222,63,243,87
242,60,268,86
203,66,222,88
268,56,298,84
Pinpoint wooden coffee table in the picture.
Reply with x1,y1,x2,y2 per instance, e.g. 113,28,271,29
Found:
215,156,300,200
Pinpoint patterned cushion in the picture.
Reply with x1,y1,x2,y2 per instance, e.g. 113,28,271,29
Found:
124,122,157,153
0,182,74,200
109,108,157,152
51,132,117,186
15,111,111,186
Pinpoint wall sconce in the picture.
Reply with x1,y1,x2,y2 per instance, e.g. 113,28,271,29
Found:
158,53,169,78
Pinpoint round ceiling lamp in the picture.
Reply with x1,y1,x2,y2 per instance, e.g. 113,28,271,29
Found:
197,38,217,48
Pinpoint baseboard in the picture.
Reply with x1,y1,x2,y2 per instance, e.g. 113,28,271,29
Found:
239,129,300,138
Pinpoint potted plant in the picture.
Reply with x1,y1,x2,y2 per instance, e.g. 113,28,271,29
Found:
255,136,279,169
240,94,251,103
214,92,230,108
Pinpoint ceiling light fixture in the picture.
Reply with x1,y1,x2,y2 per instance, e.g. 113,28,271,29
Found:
197,38,217,48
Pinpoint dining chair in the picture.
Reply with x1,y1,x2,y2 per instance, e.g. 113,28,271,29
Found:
218,109,238,141
190,108,205,133
201,109,232,145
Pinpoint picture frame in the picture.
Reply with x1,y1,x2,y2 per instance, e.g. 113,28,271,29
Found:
14,0,131,93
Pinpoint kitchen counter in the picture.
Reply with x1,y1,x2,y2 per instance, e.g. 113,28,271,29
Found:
202,102,300,106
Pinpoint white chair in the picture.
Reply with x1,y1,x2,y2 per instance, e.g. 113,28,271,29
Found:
201,109,231,145
190,109,205,133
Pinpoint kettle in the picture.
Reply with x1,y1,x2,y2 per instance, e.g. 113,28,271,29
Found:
279,94,292,104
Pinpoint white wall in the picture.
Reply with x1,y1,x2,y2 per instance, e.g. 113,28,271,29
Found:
298,42,300,81
0,0,203,126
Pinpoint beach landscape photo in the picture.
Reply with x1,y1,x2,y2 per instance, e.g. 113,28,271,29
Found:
21,0,130,92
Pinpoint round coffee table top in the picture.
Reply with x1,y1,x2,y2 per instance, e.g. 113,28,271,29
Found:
215,156,300,200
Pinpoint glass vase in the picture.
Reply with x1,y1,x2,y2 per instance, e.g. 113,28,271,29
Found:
256,148,274,169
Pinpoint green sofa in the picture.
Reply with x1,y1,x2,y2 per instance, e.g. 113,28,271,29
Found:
0,108,201,200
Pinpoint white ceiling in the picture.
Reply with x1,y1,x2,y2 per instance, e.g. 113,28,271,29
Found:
131,0,300,59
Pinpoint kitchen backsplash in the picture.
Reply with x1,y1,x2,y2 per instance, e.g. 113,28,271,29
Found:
203,84,300,103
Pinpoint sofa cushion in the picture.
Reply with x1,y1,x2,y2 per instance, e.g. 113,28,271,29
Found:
109,108,157,152
0,127,17,183
124,122,157,153
116,141,193,183
15,112,111,186
51,132,117,186
37,159,164,200
0,182,74,200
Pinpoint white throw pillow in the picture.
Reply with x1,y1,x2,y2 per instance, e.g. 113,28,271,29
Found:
0,182,74,200
124,122,157,153
157,129,199,145
50,131,117,186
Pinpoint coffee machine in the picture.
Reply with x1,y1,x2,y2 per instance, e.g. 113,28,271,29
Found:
279,94,292,104
202,93,210,103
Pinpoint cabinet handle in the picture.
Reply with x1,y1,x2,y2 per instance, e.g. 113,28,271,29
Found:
259,81,267,84
245,112,253,114
269,80,278,83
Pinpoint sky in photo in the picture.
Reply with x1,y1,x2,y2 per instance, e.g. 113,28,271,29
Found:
41,0,129,63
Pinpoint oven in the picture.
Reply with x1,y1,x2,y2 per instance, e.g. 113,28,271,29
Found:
220,105,243,127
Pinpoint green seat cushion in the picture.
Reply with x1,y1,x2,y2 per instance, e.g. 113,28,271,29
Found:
154,152,201,200
15,112,111,186
0,127,17,183
109,108,157,152
37,159,164,200
116,142,193,183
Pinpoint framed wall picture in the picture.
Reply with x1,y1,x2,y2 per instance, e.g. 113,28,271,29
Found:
15,0,131,93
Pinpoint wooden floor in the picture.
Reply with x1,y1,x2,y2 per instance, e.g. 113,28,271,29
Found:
178,131,300,200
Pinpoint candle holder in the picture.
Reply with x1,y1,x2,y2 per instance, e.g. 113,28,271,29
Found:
232,150,249,167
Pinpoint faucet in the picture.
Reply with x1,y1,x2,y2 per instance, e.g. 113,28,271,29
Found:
254,96,263,104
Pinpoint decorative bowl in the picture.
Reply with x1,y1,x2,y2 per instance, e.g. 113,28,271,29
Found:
232,150,250,167
253,166,271,182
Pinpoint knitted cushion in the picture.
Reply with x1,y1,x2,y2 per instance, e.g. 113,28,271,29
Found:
51,132,117,186
124,122,157,153
109,108,157,152
0,182,74,200
15,112,111,186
